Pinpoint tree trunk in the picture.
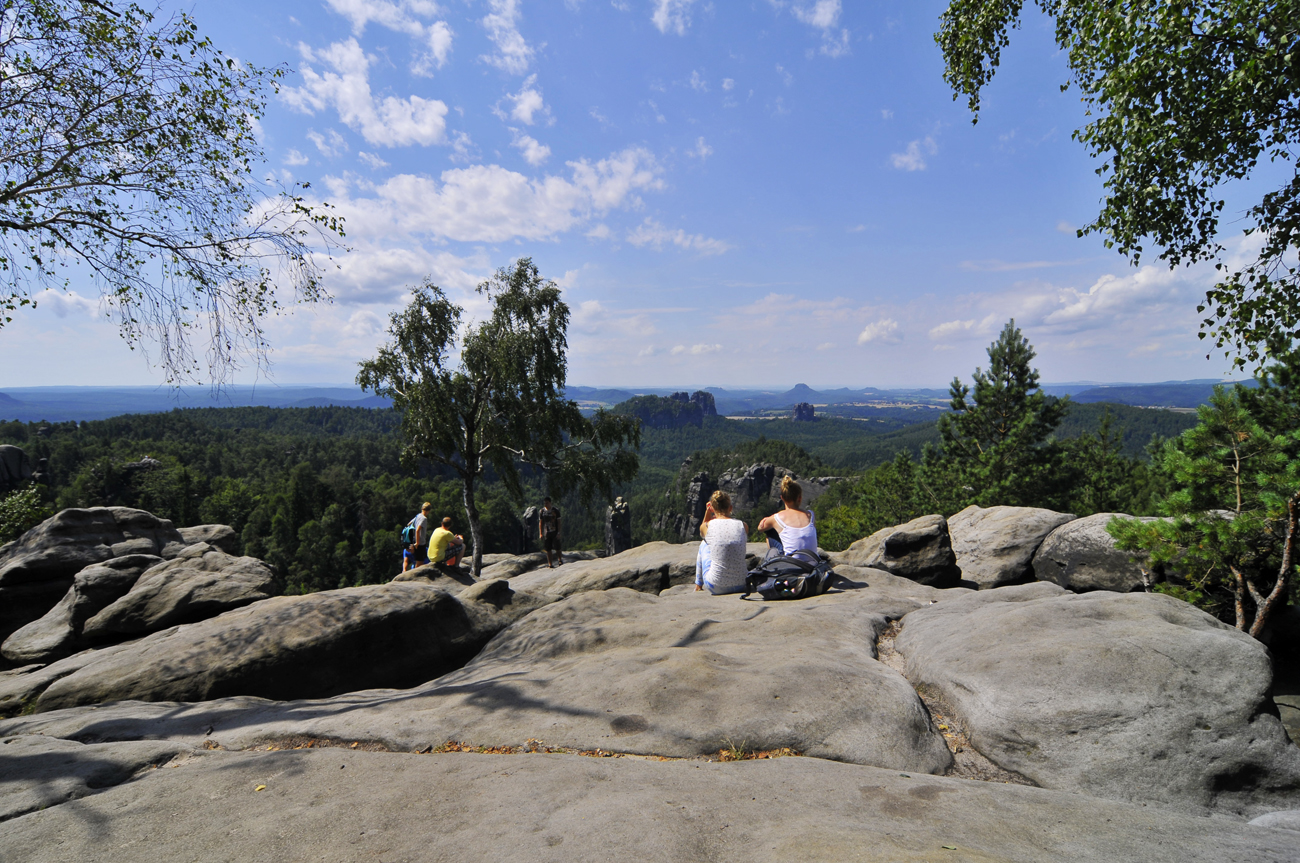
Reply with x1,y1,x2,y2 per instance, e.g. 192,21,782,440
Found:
462,477,484,578
1248,491,1300,638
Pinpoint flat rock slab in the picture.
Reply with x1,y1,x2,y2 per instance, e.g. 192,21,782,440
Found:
896,583,1300,817
30,580,551,713
1032,512,1159,592
2,748,1298,863
0,572,956,772
948,505,1076,589
0,734,187,822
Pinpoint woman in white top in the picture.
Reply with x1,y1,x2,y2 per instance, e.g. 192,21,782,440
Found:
695,490,749,595
757,476,818,557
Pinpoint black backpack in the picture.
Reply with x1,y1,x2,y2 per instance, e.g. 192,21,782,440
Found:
741,549,836,601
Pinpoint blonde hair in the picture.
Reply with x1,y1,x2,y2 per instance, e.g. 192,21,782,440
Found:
421,502,432,512
779,476,803,506
709,490,732,515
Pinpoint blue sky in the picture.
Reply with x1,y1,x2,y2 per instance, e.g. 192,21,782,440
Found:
0,0,1252,389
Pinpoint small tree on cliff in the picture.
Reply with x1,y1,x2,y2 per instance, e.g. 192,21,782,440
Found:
357,259,641,576
921,320,1069,511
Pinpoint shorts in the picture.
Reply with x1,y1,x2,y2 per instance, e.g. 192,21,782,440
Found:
404,546,429,566
542,532,560,553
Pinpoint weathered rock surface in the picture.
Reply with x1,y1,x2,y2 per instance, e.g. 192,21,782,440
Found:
175,523,239,554
1032,512,1160,592
830,515,961,588
81,543,275,640
0,444,33,496
1,555,161,664
895,583,1300,817
2,747,1298,862
1251,810,1300,832
478,549,601,581
0,508,187,645
947,505,1076,588
30,580,551,712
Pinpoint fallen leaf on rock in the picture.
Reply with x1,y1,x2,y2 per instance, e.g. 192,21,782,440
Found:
255,785,266,792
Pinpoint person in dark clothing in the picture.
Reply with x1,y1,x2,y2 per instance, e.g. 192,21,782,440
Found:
539,496,563,568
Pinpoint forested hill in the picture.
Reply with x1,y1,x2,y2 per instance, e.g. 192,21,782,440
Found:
0,401,1197,593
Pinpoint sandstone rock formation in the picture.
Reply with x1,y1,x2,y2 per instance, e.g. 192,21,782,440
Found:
605,496,632,557
896,582,1300,817
0,443,33,495
830,515,961,588
947,505,1076,588
1,554,161,664
176,523,240,554
1032,512,1160,592
0,508,188,645
79,543,275,640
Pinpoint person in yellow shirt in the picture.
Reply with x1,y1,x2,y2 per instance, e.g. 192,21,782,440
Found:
428,516,465,569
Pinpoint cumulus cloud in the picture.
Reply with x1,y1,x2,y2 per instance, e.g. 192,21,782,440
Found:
722,78,735,90
307,129,349,157
284,39,449,147
35,288,101,318
652,0,695,35
358,151,390,169
689,70,708,92
481,0,534,74
771,0,849,57
857,318,902,345
497,75,549,125
671,343,722,355
891,137,937,171
283,149,310,166
928,318,975,341
322,147,664,244
323,0,453,75
510,130,551,166
627,218,732,256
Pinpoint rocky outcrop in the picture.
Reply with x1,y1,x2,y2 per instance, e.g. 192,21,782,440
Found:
3,744,1295,863
0,508,188,645
30,580,551,712
662,462,842,541
792,401,815,421
80,543,276,640
1,554,161,664
830,515,961,588
1032,512,1160,592
605,496,632,557
896,583,1300,817
176,524,239,554
0,444,33,495
947,505,1076,589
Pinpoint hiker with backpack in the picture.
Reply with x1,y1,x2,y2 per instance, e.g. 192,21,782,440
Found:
695,490,749,595
756,476,818,559
401,502,433,572
539,496,564,568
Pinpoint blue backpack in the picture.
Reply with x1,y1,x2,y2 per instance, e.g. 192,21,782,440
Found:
401,516,421,546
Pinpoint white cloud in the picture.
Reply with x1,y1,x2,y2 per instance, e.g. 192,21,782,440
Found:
497,75,549,125
722,78,735,90
284,39,449,147
322,147,664,244
1057,220,1078,235
413,20,454,74
586,223,612,240
481,0,534,74
652,0,695,35
928,319,974,341
511,130,551,166
322,1,453,75
960,258,1084,272
687,137,713,160
857,318,901,345
627,218,731,256
35,288,101,318
358,151,390,169
890,137,937,171
284,149,310,166
647,100,667,123
847,224,866,233
307,129,349,157
776,64,793,86
771,0,849,57
881,109,893,120
671,343,722,355
689,70,708,92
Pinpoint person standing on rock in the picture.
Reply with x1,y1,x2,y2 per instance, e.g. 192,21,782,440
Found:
696,490,748,594
539,497,564,568
428,516,465,570
756,477,817,559
402,502,433,573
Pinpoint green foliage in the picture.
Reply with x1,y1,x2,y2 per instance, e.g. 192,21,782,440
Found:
1110,350,1300,636
0,0,342,380
358,259,641,574
922,320,1070,511
814,452,928,551
937,0,1300,368
1060,409,1166,516
0,483,52,543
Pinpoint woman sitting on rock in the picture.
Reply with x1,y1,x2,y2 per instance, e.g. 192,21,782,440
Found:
695,490,749,595
756,476,817,558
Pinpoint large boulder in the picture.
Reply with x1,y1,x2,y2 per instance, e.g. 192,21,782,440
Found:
176,523,239,554
80,543,276,640
506,541,770,598
2,746,1298,863
1,554,161,664
830,515,961,588
895,583,1300,817
947,505,1076,589
0,444,33,495
1032,512,1160,592
31,579,551,712
0,508,187,645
